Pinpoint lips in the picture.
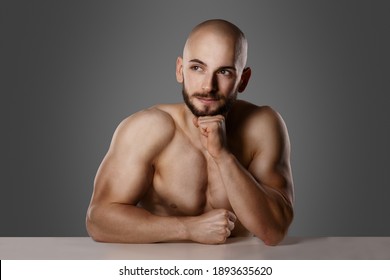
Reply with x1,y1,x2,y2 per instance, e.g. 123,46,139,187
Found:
196,97,219,105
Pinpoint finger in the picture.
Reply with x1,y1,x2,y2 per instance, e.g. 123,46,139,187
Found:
227,211,237,223
226,228,231,238
221,209,236,222
192,117,199,128
197,117,224,126
228,220,235,231
198,115,225,121
198,121,225,134
198,125,209,136
198,122,221,136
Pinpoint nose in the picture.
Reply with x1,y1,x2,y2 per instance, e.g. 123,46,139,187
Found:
201,73,217,93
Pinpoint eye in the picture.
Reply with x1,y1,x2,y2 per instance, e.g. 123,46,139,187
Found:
190,65,203,72
219,69,232,76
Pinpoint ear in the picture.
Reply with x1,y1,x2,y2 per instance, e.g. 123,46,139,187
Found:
238,67,251,93
176,56,184,83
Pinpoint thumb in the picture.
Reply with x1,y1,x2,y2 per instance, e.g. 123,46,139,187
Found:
193,117,199,128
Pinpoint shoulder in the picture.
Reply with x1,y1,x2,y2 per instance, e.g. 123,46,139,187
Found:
232,100,288,136
118,105,176,135
109,105,177,157
232,100,291,156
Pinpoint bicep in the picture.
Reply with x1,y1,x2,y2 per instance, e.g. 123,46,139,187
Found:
90,110,174,206
92,151,154,206
248,109,294,202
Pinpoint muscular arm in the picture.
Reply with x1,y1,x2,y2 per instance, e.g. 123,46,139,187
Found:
86,108,235,244
196,106,294,245
86,109,185,243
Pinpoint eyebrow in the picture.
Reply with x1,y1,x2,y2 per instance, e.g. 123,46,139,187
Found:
188,59,237,72
189,59,207,65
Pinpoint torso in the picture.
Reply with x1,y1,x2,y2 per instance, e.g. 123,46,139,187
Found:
139,101,258,237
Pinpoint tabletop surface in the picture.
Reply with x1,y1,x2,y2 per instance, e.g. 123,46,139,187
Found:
1,237,389,260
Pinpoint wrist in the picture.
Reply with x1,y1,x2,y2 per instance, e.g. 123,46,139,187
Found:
176,216,192,241
212,150,234,165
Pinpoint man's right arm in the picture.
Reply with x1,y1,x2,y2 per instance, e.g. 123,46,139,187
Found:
86,108,234,244
86,108,188,243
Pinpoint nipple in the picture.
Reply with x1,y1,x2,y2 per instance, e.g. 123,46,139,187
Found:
169,203,178,209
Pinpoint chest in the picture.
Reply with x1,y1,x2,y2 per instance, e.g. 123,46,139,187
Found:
148,130,250,215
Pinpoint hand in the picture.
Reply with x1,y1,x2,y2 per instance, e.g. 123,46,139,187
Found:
193,115,228,159
182,209,236,244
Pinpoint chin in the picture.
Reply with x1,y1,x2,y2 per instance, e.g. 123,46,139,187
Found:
190,106,221,117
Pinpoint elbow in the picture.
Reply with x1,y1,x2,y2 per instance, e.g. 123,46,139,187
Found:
85,205,107,243
260,230,287,246
86,217,103,243
257,206,294,246
257,226,289,246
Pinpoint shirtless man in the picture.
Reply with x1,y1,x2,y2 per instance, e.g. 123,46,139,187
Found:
86,19,294,245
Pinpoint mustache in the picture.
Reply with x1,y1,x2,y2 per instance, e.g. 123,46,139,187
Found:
192,93,224,100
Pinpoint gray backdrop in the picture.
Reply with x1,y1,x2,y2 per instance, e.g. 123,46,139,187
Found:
1,0,389,237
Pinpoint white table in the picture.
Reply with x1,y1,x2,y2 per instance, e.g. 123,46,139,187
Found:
1,237,389,259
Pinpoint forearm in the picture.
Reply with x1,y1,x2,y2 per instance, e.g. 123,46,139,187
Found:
86,203,188,243
214,153,293,245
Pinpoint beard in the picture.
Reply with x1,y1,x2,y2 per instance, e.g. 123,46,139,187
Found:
181,84,238,117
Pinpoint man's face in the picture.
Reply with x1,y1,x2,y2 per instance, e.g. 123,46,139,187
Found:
177,31,245,117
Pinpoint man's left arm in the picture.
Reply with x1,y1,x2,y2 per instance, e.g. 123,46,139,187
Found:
195,107,294,245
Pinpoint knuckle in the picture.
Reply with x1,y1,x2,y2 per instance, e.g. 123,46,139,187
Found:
222,210,230,218
226,229,231,237
217,235,226,243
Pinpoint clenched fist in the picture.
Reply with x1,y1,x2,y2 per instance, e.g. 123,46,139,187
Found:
182,209,236,244
193,115,228,159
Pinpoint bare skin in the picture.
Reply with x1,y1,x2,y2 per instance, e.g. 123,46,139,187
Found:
86,20,294,245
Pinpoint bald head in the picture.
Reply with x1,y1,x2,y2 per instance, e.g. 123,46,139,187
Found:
183,19,248,72
189,19,246,40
